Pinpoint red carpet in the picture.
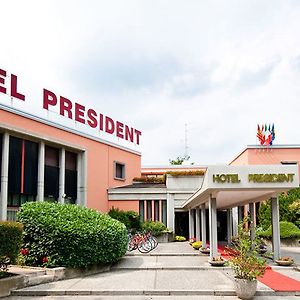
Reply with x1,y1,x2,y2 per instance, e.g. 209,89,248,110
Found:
217,245,300,292
258,267,300,292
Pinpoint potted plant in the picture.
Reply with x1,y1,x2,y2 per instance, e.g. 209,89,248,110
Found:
209,256,226,266
191,241,202,250
189,237,196,245
200,246,210,254
275,256,294,266
229,220,267,300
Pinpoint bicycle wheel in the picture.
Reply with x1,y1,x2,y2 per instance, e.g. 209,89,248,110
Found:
137,239,152,253
149,236,158,249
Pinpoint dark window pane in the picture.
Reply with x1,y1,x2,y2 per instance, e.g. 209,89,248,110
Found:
44,165,59,200
45,146,59,167
147,200,152,221
139,200,144,222
24,140,38,195
154,201,159,221
8,136,22,194
115,162,125,179
66,151,77,171
65,169,77,203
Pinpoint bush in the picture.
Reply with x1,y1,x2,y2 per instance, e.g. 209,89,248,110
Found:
0,221,23,264
142,220,168,236
175,235,186,242
108,208,141,230
17,202,128,268
192,241,202,249
259,221,300,239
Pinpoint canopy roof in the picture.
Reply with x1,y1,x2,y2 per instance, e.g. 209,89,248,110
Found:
181,165,299,210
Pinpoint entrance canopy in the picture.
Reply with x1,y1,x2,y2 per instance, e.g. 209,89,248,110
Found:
182,164,299,210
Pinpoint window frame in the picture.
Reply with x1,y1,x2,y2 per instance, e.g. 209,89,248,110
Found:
114,161,126,181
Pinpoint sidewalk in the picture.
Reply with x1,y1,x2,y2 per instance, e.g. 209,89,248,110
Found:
3,242,300,299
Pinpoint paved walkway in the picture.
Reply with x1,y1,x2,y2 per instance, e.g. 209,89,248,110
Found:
3,242,300,300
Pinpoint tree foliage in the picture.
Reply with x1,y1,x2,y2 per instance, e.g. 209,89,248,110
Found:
258,187,300,230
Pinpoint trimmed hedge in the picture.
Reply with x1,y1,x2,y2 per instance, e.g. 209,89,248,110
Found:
0,221,23,263
142,220,168,236
17,202,128,268
259,221,300,239
108,208,141,230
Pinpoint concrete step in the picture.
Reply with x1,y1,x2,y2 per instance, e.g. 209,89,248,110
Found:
27,274,54,287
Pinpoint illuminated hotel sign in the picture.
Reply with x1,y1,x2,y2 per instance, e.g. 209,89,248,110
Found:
0,67,142,145
213,173,295,183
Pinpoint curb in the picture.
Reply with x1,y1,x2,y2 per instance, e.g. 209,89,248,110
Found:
11,289,300,297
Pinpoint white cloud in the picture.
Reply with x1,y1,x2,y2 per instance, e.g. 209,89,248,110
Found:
1,0,300,165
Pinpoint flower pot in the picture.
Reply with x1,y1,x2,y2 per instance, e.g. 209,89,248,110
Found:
200,248,210,254
275,259,293,266
234,278,257,300
208,260,226,267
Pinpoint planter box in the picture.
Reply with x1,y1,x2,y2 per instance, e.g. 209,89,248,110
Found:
0,274,27,298
156,232,174,243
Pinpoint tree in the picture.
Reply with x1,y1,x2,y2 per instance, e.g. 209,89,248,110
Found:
169,155,190,165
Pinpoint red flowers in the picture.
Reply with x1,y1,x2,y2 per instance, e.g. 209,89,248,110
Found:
20,248,29,256
42,256,48,264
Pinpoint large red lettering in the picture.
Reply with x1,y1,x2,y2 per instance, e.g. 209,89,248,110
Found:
43,89,57,109
11,74,25,101
0,69,7,94
134,129,142,145
75,103,85,124
60,96,73,119
105,116,115,134
125,125,134,142
116,121,124,139
87,109,97,128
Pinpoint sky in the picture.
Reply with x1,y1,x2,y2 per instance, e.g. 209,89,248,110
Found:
1,0,300,166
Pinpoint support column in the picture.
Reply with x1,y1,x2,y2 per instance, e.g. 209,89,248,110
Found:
201,204,206,248
189,209,195,239
37,141,45,202
232,207,238,237
167,193,175,232
195,207,200,241
249,202,255,242
59,148,65,204
209,195,218,259
227,208,233,245
0,133,9,220
271,197,281,260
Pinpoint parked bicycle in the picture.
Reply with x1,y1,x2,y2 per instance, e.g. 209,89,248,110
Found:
127,230,158,253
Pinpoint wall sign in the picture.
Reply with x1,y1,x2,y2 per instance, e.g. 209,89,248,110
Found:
0,67,142,146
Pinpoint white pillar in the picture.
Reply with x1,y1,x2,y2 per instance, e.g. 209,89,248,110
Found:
0,133,9,220
189,209,195,239
249,202,255,242
195,207,201,241
59,148,65,204
167,193,175,232
232,207,238,237
209,195,218,259
271,197,281,260
37,141,45,202
227,208,233,245
201,203,206,248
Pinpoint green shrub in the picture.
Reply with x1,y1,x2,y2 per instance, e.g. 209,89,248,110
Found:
259,221,300,239
192,241,202,249
17,202,128,268
0,221,23,264
108,208,141,230
142,220,168,236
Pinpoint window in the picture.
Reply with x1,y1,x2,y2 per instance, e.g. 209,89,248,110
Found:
154,201,159,221
146,200,152,220
65,151,77,204
44,146,59,201
161,200,167,225
7,136,38,206
114,161,125,180
139,200,145,222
